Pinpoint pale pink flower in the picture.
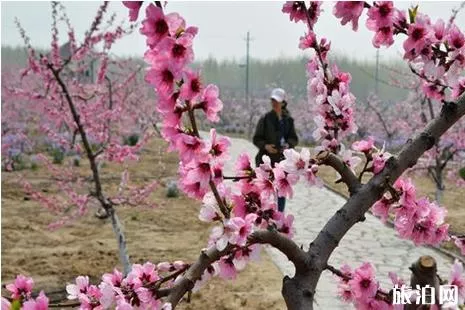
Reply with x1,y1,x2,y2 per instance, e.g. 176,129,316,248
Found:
348,263,378,302
225,214,257,247
217,257,237,280
449,260,465,302
131,262,159,284
199,192,220,222
234,153,253,175
352,137,375,153
1,298,11,310
23,291,49,310
6,275,34,299
102,268,123,287
447,24,465,50
333,1,365,31
123,1,143,22
281,148,310,175
66,276,89,300
452,236,465,255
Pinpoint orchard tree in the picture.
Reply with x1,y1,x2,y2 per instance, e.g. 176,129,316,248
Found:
3,2,160,276
357,70,465,202
2,1,465,310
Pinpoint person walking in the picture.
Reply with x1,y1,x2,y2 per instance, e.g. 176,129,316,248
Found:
253,88,298,212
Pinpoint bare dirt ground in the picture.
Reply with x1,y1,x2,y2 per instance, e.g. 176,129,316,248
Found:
1,138,285,309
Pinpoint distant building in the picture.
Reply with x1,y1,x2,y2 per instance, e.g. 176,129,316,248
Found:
59,41,97,84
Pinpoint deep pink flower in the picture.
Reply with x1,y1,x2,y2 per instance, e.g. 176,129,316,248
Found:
274,213,294,237
196,84,223,122
175,133,206,163
372,151,388,174
352,137,375,153
273,166,299,199
451,77,465,99
422,81,445,101
207,128,230,162
23,291,49,310
145,57,182,96
140,4,169,48
371,197,391,222
348,263,378,302
123,1,143,22
156,33,194,68
179,70,203,101
393,178,416,206
298,32,317,50
371,26,394,48
6,275,34,299
333,1,365,31
282,1,307,23
366,2,394,29
403,14,432,57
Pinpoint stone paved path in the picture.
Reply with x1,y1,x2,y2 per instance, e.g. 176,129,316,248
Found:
217,133,456,309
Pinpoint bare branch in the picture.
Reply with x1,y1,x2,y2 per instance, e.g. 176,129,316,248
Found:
249,230,307,272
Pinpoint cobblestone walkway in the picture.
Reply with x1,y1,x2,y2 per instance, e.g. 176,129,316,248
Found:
218,133,456,309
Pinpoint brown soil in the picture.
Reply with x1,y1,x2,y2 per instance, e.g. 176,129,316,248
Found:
1,138,285,309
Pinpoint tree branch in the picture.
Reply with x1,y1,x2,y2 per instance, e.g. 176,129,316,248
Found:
249,230,307,272
301,93,465,308
316,151,361,195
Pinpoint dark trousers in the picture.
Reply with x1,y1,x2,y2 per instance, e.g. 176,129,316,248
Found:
278,196,286,212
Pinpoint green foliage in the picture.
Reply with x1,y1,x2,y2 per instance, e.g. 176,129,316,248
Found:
30,161,39,171
123,134,140,146
409,5,419,23
10,300,21,310
166,180,179,198
73,156,81,167
50,148,65,165
459,167,465,180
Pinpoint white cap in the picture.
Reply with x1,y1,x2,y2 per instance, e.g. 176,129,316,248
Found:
270,88,286,103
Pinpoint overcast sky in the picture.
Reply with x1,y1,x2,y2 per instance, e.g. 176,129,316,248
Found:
2,1,465,63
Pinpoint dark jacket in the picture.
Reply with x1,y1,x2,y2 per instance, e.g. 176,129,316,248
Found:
253,110,298,167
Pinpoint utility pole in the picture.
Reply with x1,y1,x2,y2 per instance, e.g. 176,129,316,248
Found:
245,31,250,106
375,49,380,95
